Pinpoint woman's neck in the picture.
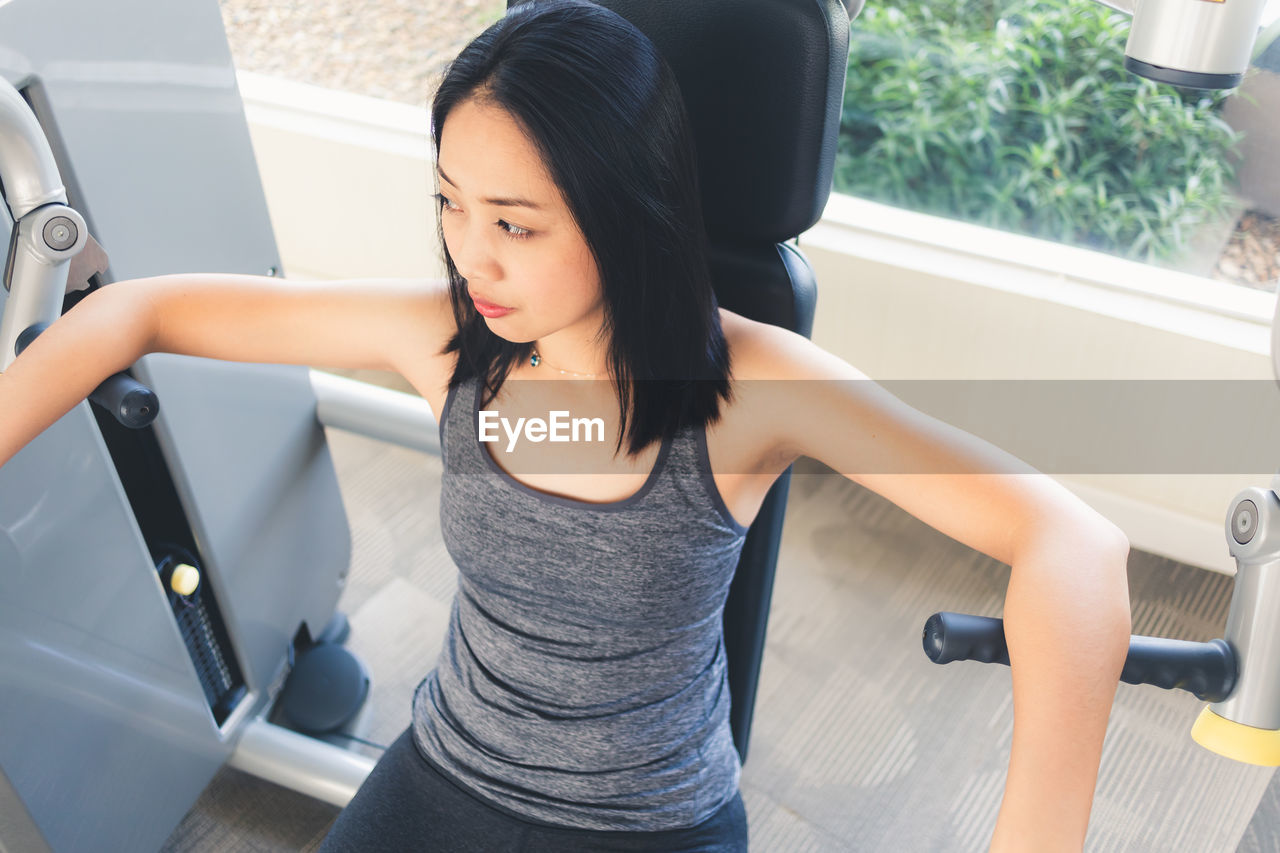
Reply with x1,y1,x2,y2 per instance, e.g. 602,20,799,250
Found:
526,334,609,380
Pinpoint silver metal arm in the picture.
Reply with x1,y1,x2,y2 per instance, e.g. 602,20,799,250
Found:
0,79,63,220
0,77,86,371
309,369,441,455
228,717,375,808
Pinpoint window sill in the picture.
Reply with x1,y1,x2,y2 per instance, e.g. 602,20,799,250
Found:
804,193,1275,359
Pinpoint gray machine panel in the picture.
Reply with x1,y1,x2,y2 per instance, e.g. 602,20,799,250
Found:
0,0,354,849
134,353,351,693
0,406,223,853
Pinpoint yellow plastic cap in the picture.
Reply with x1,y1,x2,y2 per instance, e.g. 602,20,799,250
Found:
170,563,201,597
1191,706,1280,766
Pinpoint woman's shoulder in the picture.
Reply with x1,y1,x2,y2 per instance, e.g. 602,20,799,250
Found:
718,306,820,381
713,307,812,437
386,279,459,420
713,306,869,454
706,307,816,489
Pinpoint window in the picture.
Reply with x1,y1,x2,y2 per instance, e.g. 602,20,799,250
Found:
836,0,1280,294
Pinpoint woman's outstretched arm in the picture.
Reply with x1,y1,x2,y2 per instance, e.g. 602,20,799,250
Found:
0,274,449,469
739,319,1130,852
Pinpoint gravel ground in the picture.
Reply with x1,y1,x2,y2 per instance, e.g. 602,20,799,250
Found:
217,0,504,106
217,0,1279,292
1215,210,1280,292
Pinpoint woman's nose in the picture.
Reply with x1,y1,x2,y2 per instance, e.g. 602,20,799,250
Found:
446,221,501,282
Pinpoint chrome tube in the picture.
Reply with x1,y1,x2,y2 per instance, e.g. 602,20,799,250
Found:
1211,484,1280,729
0,78,84,370
309,369,440,455
227,718,376,808
0,79,64,219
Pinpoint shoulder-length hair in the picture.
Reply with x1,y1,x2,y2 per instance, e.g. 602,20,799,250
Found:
433,0,733,457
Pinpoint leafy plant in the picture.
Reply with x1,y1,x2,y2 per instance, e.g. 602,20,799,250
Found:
837,0,1242,262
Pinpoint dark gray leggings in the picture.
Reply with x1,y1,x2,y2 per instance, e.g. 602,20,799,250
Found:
317,728,749,852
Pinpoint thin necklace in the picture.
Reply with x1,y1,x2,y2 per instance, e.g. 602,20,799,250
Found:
530,349,602,378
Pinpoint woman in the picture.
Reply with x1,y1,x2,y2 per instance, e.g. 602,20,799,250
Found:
0,1,1131,850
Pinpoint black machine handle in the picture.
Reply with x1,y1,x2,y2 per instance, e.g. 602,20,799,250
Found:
923,611,1238,704
16,322,159,429
922,611,1010,665
89,372,159,429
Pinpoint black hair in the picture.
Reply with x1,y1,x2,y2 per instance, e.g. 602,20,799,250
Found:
433,0,733,457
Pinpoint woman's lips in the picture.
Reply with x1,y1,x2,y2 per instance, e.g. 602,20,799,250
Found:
471,296,513,318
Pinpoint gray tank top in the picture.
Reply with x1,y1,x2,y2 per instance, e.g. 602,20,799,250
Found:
411,374,749,831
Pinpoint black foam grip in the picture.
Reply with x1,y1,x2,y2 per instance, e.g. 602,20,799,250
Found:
922,612,1010,666
1120,636,1236,703
90,373,159,429
922,611,1237,703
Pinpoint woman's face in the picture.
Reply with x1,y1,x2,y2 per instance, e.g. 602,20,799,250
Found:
436,97,604,346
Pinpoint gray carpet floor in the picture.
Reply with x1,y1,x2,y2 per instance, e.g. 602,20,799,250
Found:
161,389,1273,852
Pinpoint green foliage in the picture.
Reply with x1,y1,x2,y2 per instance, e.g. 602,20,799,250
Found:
837,0,1242,261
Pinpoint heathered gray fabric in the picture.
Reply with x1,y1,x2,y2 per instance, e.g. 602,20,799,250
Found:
411,375,749,831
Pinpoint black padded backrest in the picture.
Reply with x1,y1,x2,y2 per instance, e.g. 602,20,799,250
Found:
503,0,852,760
586,0,850,245
502,0,849,245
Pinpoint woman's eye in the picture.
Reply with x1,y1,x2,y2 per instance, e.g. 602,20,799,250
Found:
435,194,530,240
500,220,532,240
